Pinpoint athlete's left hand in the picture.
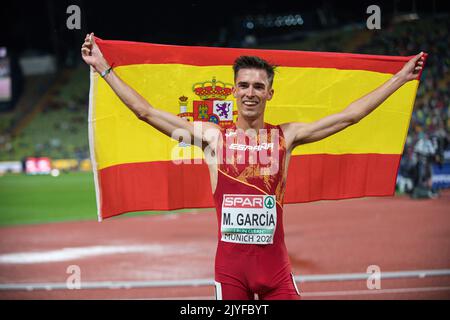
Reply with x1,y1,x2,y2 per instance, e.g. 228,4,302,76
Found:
396,52,426,83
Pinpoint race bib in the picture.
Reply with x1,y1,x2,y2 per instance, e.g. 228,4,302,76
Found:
221,194,277,245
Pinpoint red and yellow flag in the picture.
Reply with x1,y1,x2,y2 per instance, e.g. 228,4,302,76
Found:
89,38,425,220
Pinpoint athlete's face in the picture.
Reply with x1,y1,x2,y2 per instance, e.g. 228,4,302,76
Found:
233,68,274,120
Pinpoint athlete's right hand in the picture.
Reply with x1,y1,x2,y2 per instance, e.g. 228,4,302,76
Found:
81,32,108,73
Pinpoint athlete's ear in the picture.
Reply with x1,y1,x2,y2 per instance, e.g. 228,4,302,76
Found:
267,88,274,101
232,86,237,98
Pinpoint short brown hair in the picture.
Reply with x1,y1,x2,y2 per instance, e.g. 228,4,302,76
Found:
233,56,276,87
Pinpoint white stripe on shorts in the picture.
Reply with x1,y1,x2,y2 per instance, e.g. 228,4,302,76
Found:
291,272,300,295
215,281,223,300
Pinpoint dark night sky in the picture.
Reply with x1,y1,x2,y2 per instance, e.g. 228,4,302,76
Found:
1,0,449,56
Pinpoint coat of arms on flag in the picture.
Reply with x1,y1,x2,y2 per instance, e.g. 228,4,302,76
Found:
177,77,238,126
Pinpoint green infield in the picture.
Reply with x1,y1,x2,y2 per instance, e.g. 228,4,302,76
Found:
0,172,211,226
0,172,98,226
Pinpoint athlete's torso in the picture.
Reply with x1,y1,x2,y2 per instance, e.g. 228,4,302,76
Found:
213,122,289,260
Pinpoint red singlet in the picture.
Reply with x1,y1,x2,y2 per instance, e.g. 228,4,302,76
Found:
213,123,300,300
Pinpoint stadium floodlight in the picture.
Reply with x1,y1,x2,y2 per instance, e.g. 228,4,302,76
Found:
241,13,304,29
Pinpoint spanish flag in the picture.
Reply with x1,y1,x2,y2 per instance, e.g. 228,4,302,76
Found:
89,38,425,221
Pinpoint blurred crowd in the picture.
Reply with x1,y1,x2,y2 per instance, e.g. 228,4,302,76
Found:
357,16,450,198
0,67,90,162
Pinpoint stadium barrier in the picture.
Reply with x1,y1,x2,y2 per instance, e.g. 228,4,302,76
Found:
0,158,91,174
432,162,450,189
0,161,21,174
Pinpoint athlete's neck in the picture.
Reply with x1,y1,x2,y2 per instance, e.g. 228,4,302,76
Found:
236,116,265,131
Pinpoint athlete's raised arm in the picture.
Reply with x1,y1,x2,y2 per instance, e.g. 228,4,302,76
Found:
81,33,220,146
282,52,425,150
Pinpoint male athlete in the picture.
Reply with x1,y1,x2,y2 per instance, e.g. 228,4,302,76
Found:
81,33,424,300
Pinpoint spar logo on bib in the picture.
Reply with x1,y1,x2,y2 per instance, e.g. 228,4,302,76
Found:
264,196,275,209
223,195,264,208
223,195,275,209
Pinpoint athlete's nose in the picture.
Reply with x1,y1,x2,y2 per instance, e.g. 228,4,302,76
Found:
246,85,256,98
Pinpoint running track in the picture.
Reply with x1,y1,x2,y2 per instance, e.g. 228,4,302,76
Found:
0,190,449,299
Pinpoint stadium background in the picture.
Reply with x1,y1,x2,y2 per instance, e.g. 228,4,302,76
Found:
0,0,449,300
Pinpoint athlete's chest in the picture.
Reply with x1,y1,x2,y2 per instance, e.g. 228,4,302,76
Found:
219,126,286,171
